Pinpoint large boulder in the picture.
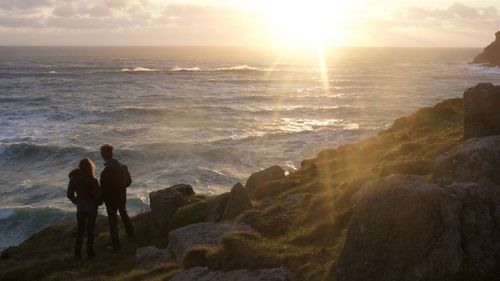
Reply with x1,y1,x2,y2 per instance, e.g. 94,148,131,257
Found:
245,166,286,194
149,184,195,228
433,135,500,185
205,192,231,222
331,175,500,281
168,222,253,263
170,266,290,281
135,246,174,269
253,179,296,200
472,31,500,67
222,183,252,220
463,83,500,139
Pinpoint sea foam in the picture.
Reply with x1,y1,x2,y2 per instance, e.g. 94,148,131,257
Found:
121,66,158,72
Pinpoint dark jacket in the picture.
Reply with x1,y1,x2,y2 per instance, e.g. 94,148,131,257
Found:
67,169,101,212
100,158,132,207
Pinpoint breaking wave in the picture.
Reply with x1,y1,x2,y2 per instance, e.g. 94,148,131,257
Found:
0,207,72,251
121,66,158,72
121,65,265,73
171,66,201,72
213,65,261,72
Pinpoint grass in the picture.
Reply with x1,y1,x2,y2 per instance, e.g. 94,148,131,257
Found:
0,98,465,281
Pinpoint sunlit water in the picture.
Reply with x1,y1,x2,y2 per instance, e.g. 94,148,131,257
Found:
1,46,500,249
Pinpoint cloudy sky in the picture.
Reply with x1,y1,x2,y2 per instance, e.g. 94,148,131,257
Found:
0,0,499,47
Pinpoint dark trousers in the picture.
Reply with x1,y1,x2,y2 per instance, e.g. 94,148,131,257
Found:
105,202,134,250
75,209,97,256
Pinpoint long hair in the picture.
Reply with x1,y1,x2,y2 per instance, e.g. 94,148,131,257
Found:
79,158,96,180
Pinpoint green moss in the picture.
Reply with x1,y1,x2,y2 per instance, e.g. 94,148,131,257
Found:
379,159,433,176
290,209,352,247
252,179,298,200
182,245,218,269
168,200,209,231
0,97,467,281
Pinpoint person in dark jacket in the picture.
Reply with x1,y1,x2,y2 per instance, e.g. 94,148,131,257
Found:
100,144,134,252
67,158,101,260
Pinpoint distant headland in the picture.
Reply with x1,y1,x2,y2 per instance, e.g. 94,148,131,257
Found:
472,31,500,67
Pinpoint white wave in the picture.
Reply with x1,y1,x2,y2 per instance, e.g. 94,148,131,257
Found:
169,65,262,73
171,66,201,72
48,70,57,74
344,123,360,130
0,209,14,220
0,207,72,250
214,65,260,72
121,66,158,72
459,63,500,74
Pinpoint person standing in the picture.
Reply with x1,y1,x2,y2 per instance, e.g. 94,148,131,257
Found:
99,144,134,252
67,158,101,260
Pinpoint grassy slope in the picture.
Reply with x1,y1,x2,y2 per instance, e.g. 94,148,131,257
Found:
0,98,464,281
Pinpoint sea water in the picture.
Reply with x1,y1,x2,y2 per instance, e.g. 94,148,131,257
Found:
1,46,500,250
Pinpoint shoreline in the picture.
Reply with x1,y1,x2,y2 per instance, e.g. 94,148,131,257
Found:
0,91,463,280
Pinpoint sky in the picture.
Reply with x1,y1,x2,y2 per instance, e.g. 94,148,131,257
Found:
0,0,499,47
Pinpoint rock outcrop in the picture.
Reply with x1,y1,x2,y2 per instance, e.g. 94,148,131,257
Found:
167,222,253,263
245,166,286,194
463,83,500,139
433,135,500,185
149,184,195,228
472,31,500,67
205,192,231,222
253,179,296,199
221,183,252,220
135,246,174,269
205,183,252,222
331,174,500,281
170,266,290,281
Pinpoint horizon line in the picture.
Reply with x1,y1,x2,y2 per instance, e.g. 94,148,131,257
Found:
0,45,484,49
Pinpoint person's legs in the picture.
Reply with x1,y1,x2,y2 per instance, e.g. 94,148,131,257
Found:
106,203,121,251
86,208,97,259
118,204,134,238
75,211,87,259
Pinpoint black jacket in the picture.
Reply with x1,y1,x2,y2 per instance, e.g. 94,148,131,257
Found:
100,158,132,207
67,169,101,212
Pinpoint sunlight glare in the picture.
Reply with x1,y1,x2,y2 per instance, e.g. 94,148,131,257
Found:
256,0,353,49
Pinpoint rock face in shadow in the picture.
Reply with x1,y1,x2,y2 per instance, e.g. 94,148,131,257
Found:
222,183,252,220
170,266,290,281
253,179,296,200
135,246,174,269
472,31,500,66
433,135,500,185
331,174,500,281
245,166,286,194
167,222,253,263
149,184,195,228
205,183,252,222
463,83,500,139
205,192,231,222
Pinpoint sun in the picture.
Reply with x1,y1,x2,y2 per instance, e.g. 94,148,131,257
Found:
255,0,353,49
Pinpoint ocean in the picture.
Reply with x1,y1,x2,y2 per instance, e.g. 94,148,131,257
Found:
1,46,500,250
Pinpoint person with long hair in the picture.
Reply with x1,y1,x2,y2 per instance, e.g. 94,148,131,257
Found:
67,158,102,260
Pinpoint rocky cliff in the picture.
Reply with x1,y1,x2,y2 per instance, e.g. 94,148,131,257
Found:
1,84,500,281
472,31,500,66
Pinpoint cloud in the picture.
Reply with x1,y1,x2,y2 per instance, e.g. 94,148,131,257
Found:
0,0,498,46
0,0,52,11
0,1,254,31
0,1,264,45
400,2,500,30
0,14,44,28
349,1,500,46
